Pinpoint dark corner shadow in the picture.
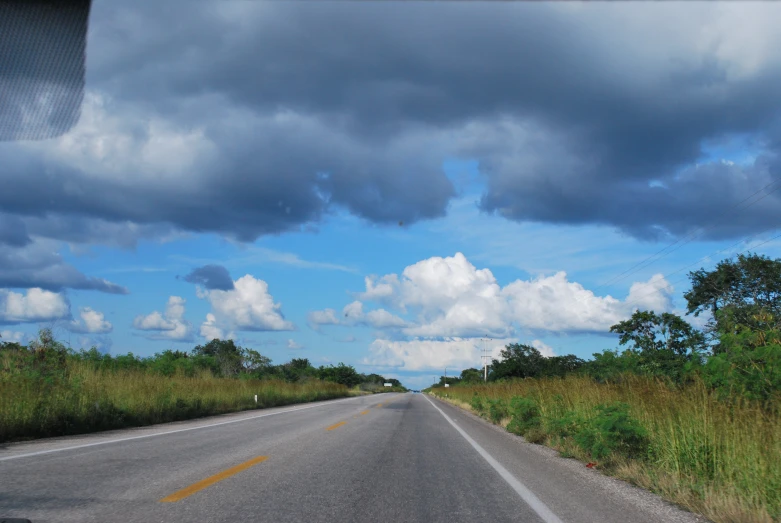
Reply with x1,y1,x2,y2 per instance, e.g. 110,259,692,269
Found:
0,0,92,141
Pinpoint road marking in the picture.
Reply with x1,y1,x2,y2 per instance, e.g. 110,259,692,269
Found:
376,403,384,408
0,396,368,462
326,421,347,431
423,395,564,523
160,455,268,502
360,410,370,415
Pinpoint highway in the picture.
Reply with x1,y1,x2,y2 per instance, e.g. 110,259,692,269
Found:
0,393,704,523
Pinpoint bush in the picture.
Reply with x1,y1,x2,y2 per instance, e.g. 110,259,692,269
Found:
470,393,486,415
488,398,509,423
700,313,781,403
546,410,583,440
573,402,648,460
506,396,542,436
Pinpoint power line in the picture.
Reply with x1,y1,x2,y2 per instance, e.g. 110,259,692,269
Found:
556,229,781,356
590,178,781,294
622,230,781,311
621,223,781,307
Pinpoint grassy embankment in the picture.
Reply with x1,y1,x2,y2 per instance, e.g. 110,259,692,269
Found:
430,375,780,523
1,359,349,443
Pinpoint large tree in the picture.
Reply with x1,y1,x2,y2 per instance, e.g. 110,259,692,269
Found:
489,344,585,381
460,367,484,383
490,343,546,381
685,253,781,347
191,338,244,377
609,310,706,379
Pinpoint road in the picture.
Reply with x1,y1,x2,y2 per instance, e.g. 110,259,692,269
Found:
0,393,704,523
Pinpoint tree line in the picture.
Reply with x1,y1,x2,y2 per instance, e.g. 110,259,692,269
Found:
436,253,781,403
0,334,405,392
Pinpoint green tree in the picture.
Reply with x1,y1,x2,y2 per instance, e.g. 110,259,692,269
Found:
609,310,706,381
489,344,585,381
489,343,546,380
364,373,386,384
543,354,585,377
701,309,781,402
437,376,461,386
241,348,272,374
460,367,484,383
192,339,244,377
278,358,317,382
318,363,361,388
27,327,70,373
685,253,781,348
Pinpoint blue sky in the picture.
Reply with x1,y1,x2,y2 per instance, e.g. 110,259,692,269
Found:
2,2,781,390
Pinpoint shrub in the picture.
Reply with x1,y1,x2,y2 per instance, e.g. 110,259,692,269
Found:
573,402,648,460
488,398,510,423
470,393,486,415
506,396,542,437
546,409,583,440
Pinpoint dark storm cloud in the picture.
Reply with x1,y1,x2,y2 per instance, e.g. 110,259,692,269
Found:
23,215,180,249
183,264,234,290
0,212,157,292
0,213,31,247
0,238,128,294
1,1,780,243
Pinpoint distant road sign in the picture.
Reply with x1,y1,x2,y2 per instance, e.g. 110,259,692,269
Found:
444,384,450,388
384,383,392,387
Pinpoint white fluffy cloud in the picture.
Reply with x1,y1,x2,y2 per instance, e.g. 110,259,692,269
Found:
363,337,562,373
133,296,194,341
0,288,70,323
76,334,113,354
307,308,340,329
530,339,556,357
325,252,676,371
198,274,294,339
500,271,671,333
365,308,407,328
0,330,26,343
354,252,672,338
67,307,113,334
307,300,405,331
200,312,230,341
287,339,304,350
363,337,510,372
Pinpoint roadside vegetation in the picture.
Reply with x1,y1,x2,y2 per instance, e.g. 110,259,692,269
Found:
1,335,405,442
428,253,781,523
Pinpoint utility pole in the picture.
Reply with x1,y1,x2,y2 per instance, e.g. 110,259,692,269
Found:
482,335,491,382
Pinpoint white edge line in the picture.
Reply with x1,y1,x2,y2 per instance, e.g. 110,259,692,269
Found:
423,394,564,523
0,395,374,462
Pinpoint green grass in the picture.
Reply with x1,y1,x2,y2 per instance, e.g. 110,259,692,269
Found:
0,359,348,442
431,375,781,523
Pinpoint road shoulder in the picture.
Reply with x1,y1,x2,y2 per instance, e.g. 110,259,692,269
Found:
426,394,710,523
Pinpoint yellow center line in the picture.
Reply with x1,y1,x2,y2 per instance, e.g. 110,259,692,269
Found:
376,403,384,408
325,421,347,431
159,455,268,503
360,410,370,415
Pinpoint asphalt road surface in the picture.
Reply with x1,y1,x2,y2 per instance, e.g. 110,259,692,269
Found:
0,393,705,523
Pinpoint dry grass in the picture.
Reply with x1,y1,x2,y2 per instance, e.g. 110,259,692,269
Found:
0,360,348,442
431,375,780,523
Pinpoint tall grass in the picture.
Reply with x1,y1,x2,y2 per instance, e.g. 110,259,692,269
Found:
1,359,348,443
432,376,781,523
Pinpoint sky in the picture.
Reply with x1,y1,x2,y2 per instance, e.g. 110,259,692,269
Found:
1,1,781,390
